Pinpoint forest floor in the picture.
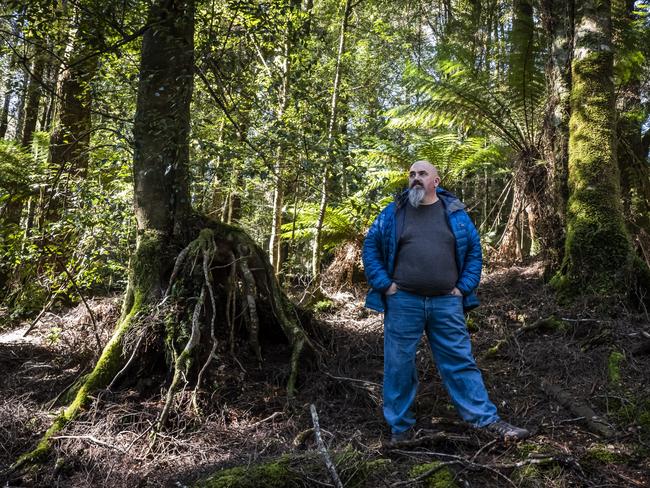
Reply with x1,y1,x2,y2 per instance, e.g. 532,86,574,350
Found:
1,260,650,487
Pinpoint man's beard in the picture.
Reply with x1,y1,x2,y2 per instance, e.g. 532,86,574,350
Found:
408,186,425,207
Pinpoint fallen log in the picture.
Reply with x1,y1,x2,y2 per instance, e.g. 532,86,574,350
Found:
541,380,616,438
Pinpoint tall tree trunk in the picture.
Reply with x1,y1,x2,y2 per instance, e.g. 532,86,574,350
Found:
14,0,197,466
556,0,637,294
540,0,573,266
0,54,19,138
48,19,99,177
497,0,536,261
21,53,46,147
12,69,27,142
268,14,293,277
311,0,352,286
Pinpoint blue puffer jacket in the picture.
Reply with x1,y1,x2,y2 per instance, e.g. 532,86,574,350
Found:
362,187,482,312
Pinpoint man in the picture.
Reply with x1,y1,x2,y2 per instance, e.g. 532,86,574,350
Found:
362,160,529,443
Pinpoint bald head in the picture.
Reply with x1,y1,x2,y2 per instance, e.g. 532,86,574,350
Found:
408,160,440,206
410,160,439,178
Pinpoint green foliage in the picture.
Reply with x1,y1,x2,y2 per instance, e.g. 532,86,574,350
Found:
1,129,134,317
389,58,544,157
313,298,335,313
0,140,33,194
608,350,625,386
409,461,458,487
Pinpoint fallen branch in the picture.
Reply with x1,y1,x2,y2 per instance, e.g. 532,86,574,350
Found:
22,293,55,337
250,411,283,428
50,435,125,453
385,430,475,449
324,372,380,388
484,316,563,358
310,404,343,488
391,448,578,487
541,380,616,437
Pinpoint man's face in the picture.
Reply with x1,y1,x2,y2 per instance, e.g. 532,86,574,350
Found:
408,162,439,197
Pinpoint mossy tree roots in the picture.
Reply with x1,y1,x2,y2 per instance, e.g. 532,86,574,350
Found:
14,218,311,469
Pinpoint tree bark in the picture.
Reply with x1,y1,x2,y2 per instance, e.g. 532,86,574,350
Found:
268,13,293,277
0,53,21,138
540,0,573,266
21,53,46,147
556,0,637,294
48,17,99,177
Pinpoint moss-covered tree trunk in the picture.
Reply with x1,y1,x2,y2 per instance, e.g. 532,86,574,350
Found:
13,0,196,466
613,0,650,267
556,0,636,293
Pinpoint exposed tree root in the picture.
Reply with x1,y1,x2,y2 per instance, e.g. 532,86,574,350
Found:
13,221,314,469
12,304,139,469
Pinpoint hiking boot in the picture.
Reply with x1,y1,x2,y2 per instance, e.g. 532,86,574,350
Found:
388,428,414,445
483,420,530,441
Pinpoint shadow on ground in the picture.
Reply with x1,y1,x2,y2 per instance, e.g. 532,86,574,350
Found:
1,263,649,487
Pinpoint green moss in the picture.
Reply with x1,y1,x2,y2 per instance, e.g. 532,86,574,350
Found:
512,464,541,487
538,316,567,333
607,350,625,386
408,461,458,488
313,299,335,313
14,307,137,469
584,443,628,464
195,450,390,488
515,442,551,459
195,456,296,488
465,315,478,332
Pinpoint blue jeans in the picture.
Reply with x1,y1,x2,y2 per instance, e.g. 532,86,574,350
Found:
384,289,499,434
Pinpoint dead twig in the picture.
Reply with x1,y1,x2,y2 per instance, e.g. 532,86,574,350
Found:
310,404,343,488
484,316,562,358
51,435,126,453
46,246,102,352
22,293,55,337
250,411,283,428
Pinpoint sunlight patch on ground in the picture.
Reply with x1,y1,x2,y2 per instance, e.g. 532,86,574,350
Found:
0,324,43,345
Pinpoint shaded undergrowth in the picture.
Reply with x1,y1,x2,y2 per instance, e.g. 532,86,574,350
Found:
1,261,649,487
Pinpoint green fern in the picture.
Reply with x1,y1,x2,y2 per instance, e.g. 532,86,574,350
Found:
388,58,546,156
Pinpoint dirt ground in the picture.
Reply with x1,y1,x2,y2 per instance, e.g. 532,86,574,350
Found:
1,261,649,487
